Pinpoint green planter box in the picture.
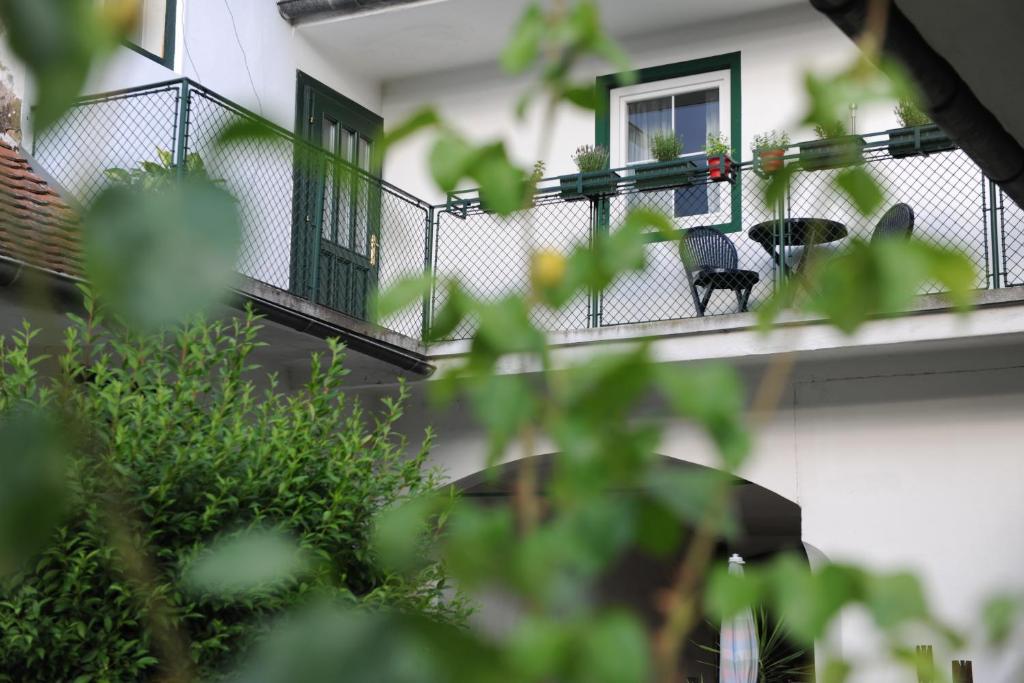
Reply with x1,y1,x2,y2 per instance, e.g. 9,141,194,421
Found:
887,124,955,158
559,170,620,201
798,135,866,171
633,158,698,191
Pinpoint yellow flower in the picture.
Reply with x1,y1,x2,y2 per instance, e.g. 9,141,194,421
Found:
99,0,142,36
530,249,567,292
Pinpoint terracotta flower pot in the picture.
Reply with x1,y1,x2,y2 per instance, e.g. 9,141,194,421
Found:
708,155,733,181
758,148,785,174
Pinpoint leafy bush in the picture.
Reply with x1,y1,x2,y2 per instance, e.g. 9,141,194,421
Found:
648,131,682,161
751,130,790,152
894,96,931,128
0,301,461,682
571,144,609,172
706,133,731,157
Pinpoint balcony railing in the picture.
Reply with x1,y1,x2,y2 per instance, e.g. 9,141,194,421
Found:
32,79,1024,345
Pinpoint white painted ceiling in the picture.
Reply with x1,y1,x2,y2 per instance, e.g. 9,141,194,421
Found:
895,0,1024,149
297,0,805,82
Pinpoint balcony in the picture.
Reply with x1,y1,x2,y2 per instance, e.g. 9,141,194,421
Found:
32,79,1024,352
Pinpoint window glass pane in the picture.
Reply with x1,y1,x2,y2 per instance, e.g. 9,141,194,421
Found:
336,128,354,249
321,118,338,241
627,96,672,163
673,89,719,156
355,136,371,255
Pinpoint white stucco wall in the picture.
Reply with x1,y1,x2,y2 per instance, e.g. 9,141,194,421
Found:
368,324,1024,683
381,3,897,203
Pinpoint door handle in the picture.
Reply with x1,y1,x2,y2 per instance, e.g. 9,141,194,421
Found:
370,234,379,267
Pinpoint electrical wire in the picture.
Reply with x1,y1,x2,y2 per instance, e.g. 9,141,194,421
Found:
221,0,264,114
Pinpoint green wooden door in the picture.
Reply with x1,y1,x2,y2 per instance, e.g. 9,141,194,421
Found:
293,73,382,319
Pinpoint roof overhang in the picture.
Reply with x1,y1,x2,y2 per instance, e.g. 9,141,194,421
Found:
810,0,1024,209
277,0,440,24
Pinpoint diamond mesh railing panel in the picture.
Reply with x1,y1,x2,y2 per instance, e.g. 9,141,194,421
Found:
32,80,431,341
785,147,992,292
34,85,181,203
433,196,593,340
1000,188,1024,287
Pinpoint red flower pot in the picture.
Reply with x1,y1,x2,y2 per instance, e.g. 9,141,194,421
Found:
708,155,732,181
758,148,785,174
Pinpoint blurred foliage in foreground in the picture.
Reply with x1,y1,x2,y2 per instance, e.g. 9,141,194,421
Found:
0,299,462,682
1,0,1022,681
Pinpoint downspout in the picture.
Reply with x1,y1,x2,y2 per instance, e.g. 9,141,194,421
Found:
810,0,1024,209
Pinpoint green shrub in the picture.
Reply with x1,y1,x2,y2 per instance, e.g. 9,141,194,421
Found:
0,302,462,681
894,97,931,128
648,131,682,162
104,148,220,190
571,144,609,173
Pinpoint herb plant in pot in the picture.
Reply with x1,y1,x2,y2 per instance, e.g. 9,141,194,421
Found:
751,130,790,175
634,131,696,191
559,145,618,200
706,133,733,182
887,97,954,158
798,120,866,171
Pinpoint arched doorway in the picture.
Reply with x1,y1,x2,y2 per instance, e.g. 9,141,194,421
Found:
453,454,812,682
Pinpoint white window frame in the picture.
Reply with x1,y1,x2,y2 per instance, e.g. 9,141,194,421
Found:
608,69,731,169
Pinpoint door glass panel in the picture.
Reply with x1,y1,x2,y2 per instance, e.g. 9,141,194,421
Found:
321,117,339,241
627,96,672,164
336,128,354,249
354,136,371,256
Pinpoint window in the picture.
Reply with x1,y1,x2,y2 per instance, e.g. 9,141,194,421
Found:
610,70,730,221
104,0,176,67
597,53,741,232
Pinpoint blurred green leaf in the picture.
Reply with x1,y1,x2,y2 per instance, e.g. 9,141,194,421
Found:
577,612,650,683
982,593,1021,646
374,106,442,169
216,117,282,145
501,2,544,74
84,178,242,329
863,571,928,630
836,166,884,216
372,494,444,575
705,563,764,622
372,273,434,322
768,557,864,645
0,0,125,130
642,466,736,537
467,374,539,464
655,363,750,470
0,406,67,576
183,529,308,597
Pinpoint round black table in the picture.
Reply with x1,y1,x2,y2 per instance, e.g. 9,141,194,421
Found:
748,218,848,274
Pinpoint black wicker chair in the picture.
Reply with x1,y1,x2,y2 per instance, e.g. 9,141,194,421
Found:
871,203,915,242
680,227,760,316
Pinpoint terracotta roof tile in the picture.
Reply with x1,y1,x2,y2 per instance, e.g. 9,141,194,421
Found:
0,140,82,279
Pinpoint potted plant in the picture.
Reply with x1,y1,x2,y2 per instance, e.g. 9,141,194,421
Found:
633,131,697,191
559,145,618,200
887,97,954,158
798,120,866,171
706,132,733,182
751,130,790,175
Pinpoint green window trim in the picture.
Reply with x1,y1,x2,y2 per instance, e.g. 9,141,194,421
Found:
124,0,178,70
595,51,742,235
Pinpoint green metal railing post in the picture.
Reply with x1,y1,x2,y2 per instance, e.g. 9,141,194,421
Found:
173,79,191,180
588,197,609,328
421,206,436,341
988,178,1003,289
